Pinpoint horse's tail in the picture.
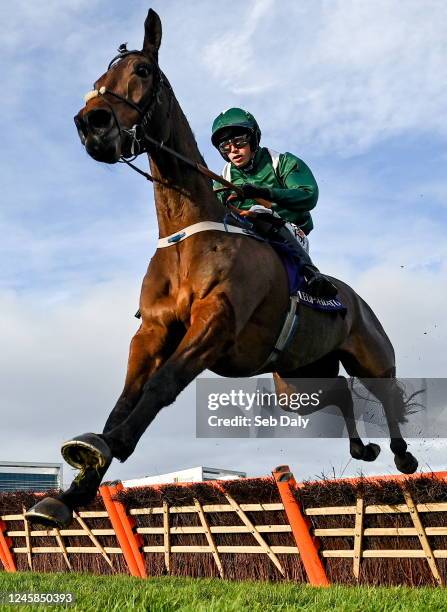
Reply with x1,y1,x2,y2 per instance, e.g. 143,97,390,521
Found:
335,282,421,426
395,378,426,423
350,375,425,425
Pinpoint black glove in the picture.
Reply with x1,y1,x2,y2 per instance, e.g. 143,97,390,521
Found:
240,183,272,201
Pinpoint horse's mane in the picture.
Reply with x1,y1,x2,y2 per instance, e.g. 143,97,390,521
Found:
162,72,208,171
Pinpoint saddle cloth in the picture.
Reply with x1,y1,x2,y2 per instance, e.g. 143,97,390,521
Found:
227,210,346,314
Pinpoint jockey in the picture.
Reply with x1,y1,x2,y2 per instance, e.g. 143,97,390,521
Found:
211,107,337,299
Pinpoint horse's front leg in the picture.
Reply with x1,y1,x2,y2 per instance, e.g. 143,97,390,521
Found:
25,321,170,527
63,320,172,468
103,322,169,434
27,292,233,526
102,292,235,462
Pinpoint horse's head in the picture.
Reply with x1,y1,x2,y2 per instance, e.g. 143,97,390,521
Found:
74,9,168,164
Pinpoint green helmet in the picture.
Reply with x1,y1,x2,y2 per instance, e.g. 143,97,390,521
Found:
211,107,261,152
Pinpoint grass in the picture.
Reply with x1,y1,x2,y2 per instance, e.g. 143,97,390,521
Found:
0,572,447,611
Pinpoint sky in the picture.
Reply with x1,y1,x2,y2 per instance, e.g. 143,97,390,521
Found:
0,0,446,487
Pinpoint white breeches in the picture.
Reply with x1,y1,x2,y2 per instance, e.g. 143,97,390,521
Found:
285,222,309,253
248,204,310,254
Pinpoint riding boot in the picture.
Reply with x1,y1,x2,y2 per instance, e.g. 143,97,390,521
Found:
269,224,338,299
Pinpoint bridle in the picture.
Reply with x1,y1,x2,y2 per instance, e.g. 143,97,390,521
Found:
79,43,244,198
82,44,173,161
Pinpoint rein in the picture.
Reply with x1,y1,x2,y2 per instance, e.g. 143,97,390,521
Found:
125,136,245,199
83,45,245,199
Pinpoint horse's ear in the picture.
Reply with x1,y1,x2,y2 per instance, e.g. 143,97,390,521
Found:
143,9,162,55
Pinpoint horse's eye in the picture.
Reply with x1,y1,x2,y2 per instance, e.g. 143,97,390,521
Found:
135,64,152,78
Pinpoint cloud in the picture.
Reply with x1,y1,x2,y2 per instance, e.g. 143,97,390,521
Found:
202,0,447,155
203,0,277,96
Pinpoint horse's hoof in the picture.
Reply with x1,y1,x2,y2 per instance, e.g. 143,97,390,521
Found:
350,441,381,462
61,432,112,470
362,443,381,462
350,441,365,460
395,451,418,474
25,497,72,529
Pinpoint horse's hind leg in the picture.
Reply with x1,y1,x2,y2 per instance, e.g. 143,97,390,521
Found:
275,352,380,464
359,375,418,474
332,376,381,462
340,347,418,474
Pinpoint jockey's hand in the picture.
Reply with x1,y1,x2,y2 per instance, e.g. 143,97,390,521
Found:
240,183,272,201
225,193,240,204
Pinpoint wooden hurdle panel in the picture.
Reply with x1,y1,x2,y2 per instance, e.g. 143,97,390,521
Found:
305,493,447,585
2,470,447,586
128,492,299,579
0,504,126,575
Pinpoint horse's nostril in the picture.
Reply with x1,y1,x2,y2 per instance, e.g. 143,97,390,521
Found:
74,115,87,136
86,108,113,130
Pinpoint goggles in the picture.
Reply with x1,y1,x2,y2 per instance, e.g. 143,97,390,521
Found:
218,133,251,154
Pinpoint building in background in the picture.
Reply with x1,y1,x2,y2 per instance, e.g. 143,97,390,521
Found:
0,461,63,492
123,466,246,487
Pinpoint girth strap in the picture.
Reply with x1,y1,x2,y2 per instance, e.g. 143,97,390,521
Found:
157,221,254,248
250,294,300,375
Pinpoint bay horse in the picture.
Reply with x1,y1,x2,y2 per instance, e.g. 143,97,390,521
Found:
26,9,417,528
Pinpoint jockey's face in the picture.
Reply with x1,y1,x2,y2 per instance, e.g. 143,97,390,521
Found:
218,132,254,168
227,141,254,168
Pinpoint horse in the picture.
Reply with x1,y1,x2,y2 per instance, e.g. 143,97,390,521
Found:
26,8,418,528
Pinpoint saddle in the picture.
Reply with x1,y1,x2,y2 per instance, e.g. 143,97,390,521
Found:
225,210,345,313
223,210,347,373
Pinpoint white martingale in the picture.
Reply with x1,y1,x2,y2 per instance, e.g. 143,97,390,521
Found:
157,221,253,248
